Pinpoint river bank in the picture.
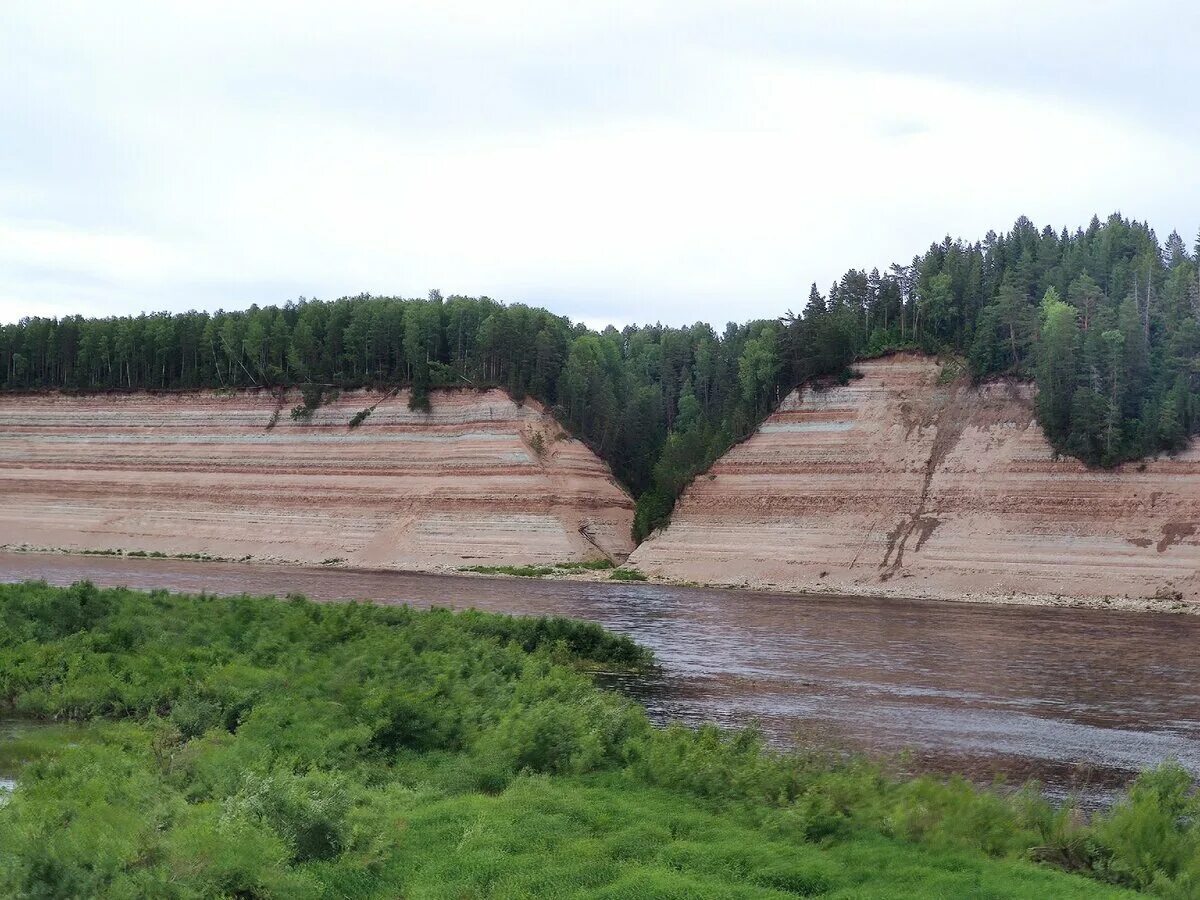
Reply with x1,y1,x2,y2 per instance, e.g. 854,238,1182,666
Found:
3,543,1197,616
2,581,1145,898
4,550,1200,804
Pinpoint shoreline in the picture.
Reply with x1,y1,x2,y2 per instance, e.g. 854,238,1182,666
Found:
2,543,1196,616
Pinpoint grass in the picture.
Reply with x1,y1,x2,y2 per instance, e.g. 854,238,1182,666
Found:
0,582,1187,897
315,770,1125,899
461,559,616,577
557,559,616,571
0,722,91,780
2,546,231,563
610,567,648,582
462,564,559,577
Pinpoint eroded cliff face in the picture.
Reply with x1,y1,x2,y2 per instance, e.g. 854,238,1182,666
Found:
631,353,1200,606
0,388,634,568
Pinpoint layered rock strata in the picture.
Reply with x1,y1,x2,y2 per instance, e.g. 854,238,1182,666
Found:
0,388,634,568
631,354,1200,605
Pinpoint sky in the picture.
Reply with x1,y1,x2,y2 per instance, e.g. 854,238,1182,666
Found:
2,1,1198,328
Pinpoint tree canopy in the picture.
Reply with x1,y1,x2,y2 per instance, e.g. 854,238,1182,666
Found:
778,213,1199,466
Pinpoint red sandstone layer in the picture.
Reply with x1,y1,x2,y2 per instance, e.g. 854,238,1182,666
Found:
0,388,634,568
631,354,1200,606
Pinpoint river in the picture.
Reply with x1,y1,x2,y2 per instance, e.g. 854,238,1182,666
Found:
4,551,1199,805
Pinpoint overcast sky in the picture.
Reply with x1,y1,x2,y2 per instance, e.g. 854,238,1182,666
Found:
2,1,1197,328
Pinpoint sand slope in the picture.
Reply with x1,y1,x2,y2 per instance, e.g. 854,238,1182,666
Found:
0,388,634,568
631,354,1200,605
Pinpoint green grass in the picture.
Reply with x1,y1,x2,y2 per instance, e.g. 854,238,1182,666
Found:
556,559,616,571
0,581,1185,897
461,559,615,577
4,546,223,562
306,772,1125,899
0,721,91,780
462,564,559,577
610,567,648,581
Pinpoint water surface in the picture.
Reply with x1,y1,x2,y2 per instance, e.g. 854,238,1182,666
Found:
0,717,59,798
4,551,1200,803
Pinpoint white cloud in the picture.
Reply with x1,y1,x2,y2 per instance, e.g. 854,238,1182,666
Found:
1,1,1197,326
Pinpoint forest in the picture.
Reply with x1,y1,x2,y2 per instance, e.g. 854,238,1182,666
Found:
2,580,1194,897
2,213,1198,537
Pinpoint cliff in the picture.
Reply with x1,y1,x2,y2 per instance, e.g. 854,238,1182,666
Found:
630,353,1200,607
0,388,634,568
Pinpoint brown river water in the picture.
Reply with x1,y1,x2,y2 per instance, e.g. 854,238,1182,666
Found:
4,551,1200,805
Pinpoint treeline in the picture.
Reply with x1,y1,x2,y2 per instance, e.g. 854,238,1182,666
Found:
2,213,1198,536
0,292,787,538
782,214,1200,465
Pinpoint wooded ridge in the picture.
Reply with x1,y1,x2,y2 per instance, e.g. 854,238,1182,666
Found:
3,213,1197,539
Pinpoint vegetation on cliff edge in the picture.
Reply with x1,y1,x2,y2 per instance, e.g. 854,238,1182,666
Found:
2,214,1197,536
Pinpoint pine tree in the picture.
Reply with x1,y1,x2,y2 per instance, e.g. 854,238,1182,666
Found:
1068,273,1104,332
1035,287,1079,440
993,276,1037,371
1164,230,1188,268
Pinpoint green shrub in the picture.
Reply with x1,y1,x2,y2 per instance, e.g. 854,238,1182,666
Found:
168,694,223,740
225,770,353,863
365,686,464,753
162,803,314,898
455,609,651,668
1089,762,1200,890
0,583,1158,897
300,384,325,409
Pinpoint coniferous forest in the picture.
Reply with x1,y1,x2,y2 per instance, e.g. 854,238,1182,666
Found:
3,213,1198,538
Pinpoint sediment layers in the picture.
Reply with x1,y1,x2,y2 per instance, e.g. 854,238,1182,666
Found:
0,388,634,568
631,353,1200,606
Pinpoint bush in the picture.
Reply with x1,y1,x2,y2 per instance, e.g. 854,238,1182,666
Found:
225,770,353,863
0,583,1167,898
168,695,224,740
483,687,643,775
456,609,651,668
366,686,464,753
1089,762,1200,890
